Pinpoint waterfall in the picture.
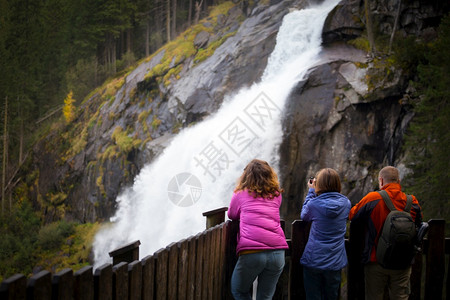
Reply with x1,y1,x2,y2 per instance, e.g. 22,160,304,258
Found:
93,0,340,268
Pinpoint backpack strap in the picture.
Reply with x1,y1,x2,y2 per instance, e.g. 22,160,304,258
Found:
377,190,396,211
404,195,412,212
377,190,413,212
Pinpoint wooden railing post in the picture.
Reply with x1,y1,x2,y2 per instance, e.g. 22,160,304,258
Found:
347,220,366,300
154,247,169,299
141,255,155,300
94,263,112,300
202,207,228,229
128,260,143,300
74,266,93,300
167,243,179,300
27,270,52,299
186,236,197,300
409,243,424,300
108,240,141,266
112,262,128,300
52,268,73,300
288,220,310,300
424,219,445,300
0,274,26,300
223,220,238,300
177,239,189,300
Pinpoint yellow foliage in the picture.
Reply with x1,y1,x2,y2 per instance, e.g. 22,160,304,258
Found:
209,1,235,17
194,31,237,64
63,91,76,123
151,116,162,130
71,127,88,156
144,1,239,85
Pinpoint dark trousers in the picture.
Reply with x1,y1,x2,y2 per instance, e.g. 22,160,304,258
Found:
303,266,341,300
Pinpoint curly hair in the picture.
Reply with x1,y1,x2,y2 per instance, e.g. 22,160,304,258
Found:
234,159,283,199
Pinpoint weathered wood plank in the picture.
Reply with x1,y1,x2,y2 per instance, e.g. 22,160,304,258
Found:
112,262,128,300
141,255,155,300
52,268,74,300
167,242,178,300
154,248,168,299
202,207,228,229
209,227,217,300
410,251,423,300
27,270,52,300
177,239,188,300
202,229,212,300
347,220,365,300
223,220,238,300
109,240,141,266
213,224,223,300
74,266,93,300
195,233,204,300
186,236,197,300
94,263,112,300
207,228,215,300
289,220,310,300
425,219,445,300
0,274,26,300
128,260,142,300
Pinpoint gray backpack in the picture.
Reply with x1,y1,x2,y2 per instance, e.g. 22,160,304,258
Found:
376,190,417,269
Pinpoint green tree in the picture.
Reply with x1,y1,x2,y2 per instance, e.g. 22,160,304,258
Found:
0,200,40,280
403,14,450,225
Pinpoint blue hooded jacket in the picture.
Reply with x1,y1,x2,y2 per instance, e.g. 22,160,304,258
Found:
300,188,351,270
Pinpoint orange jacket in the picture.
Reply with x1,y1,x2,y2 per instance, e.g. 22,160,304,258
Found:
349,183,422,263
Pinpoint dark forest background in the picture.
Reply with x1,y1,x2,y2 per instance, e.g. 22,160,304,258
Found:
0,0,225,189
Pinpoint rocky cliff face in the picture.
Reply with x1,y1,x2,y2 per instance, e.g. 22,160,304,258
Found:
279,0,448,224
29,0,448,224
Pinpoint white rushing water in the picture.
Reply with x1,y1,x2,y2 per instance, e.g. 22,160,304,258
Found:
93,0,340,268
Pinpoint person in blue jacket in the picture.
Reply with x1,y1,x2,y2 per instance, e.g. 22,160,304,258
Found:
300,168,351,300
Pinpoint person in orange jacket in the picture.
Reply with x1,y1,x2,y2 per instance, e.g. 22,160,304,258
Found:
349,166,423,300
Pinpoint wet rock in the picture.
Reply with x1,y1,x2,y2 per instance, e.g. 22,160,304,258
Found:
322,0,364,44
194,31,210,49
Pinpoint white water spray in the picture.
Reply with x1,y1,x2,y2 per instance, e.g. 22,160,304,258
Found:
93,0,340,268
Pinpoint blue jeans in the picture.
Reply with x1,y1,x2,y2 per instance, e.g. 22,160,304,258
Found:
303,266,341,300
231,250,285,300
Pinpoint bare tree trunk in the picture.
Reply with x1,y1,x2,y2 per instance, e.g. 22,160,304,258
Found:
194,0,203,24
365,0,376,55
166,0,171,42
188,0,192,26
18,97,23,164
2,96,8,215
171,0,177,39
146,19,150,56
127,28,132,54
389,0,402,54
112,43,117,74
94,57,98,86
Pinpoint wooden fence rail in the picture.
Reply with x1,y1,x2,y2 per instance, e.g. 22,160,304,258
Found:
0,209,448,300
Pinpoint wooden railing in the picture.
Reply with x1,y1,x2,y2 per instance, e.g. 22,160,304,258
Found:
0,208,448,300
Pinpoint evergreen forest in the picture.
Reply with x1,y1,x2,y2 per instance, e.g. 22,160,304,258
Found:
0,0,448,282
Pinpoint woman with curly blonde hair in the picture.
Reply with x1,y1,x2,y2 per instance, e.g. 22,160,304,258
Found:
228,159,288,300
